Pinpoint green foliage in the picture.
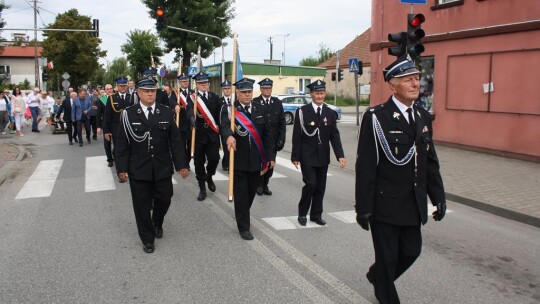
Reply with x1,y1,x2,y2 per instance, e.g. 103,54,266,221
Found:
41,9,106,90
4,79,31,90
0,1,10,55
89,65,106,86
299,43,335,66
121,29,164,77
142,0,235,70
325,94,369,106
103,58,131,86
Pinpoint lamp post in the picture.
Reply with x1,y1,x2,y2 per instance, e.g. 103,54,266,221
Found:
274,34,290,64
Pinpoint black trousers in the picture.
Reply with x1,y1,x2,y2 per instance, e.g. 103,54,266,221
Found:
66,121,77,143
180,130,191,167
258,167,273,188
368,221,422,304
129,177,173,245
89,115,97,138
103,133,113,162
194,141,220,180
221,138,230,169
234,170,259,232
298,165,328,219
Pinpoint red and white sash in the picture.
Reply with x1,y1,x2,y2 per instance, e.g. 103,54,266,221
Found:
195,94,219,134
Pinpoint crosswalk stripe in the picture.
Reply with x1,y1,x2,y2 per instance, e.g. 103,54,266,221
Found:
15,159,63,199
85,156,116,192
262,216,328,230
328,210,357,224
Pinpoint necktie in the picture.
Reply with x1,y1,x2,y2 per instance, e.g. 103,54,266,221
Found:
121,94,125,101
317,106,321,119
245,105,251,118
226,98,230,105
265,98,269,105
406,108,415,131
148,106,155,121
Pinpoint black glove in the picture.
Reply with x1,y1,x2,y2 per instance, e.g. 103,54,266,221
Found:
356,213,372,231
432,203,446,221
276,140,285,151
189,116,196,129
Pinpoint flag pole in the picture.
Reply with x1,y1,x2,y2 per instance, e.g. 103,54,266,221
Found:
228,34,238,202
191,46,202,158
176,60,181,127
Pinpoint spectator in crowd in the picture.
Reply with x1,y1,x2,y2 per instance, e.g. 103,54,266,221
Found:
0,90,8,134
10,87,26,137
39,91,52,129
26,87,41,132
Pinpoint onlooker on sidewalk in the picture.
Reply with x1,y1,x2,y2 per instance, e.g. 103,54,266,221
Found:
87,86,99,140
39,91,52,129
25,87,41,133
10,87,26,137
0,91,9,134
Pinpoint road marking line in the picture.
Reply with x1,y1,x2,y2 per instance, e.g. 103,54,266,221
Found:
262,216,328,230
85,156,116,192
275,155,333,176
328,210,357,224
15,159,63,199
207,189,370,304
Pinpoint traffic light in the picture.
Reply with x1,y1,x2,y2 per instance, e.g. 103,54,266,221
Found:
156,8,166,31
331,72,336,81
358,61,363,76
407,13,425,60
92,19,99,37
338,69,344,82
388,32,407,57
42,72,48,82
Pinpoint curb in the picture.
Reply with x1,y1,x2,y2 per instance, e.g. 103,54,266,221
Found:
0,143,28,186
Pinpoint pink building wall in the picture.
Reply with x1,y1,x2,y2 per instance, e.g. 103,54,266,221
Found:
370,0,540,157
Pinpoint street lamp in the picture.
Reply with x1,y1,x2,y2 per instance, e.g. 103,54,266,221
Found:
274,34,290,64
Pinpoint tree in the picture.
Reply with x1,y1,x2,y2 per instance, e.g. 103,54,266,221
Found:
142,0,234,70
89,65,106,86
41,9,106,90
299,43,335,67
121,29,164,77
103,57,131,86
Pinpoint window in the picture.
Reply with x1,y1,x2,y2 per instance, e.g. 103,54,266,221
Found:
432,0,464,10
438,0,459,3
0,65,11,75
298,78,311,93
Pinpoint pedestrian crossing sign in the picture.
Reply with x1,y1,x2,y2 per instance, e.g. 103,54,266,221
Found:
349,58,360,73
188,66,198,76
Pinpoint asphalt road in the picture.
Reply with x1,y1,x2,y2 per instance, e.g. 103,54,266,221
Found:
0,123,538,304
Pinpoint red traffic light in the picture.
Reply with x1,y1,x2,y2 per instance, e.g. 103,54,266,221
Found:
409,14,425,28
156,8,165,17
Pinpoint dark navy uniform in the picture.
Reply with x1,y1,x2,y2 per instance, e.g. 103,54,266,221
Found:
355,56,446,304
104,78,132,156
96,95,114,165
218,80,233,171
220,78,275,237
115,80,187,251
192,72,222,200
254,78,286,195
174,74,196,167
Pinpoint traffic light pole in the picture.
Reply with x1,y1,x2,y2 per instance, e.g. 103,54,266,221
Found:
334,50,339,106
165,25,226,83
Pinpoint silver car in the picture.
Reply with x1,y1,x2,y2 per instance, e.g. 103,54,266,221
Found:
275,94,343,125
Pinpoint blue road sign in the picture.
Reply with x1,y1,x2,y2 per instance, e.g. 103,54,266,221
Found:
349,58,360,73
159,67,166,77
188,66,198,76
400,0,427,4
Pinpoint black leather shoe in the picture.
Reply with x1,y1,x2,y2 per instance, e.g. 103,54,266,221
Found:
143,243,154,253
69,142,73,145
74,138,78,143
310,218,326,226
239,231,254,240
262,186,272,195
79,143,83,147
107,161,114,167
197,190,207,201
298,216,307,226
93,136,97,140
207,176,216,192
256,186,263,196
155,227,163,239
87,139,91,144
366,271,375,286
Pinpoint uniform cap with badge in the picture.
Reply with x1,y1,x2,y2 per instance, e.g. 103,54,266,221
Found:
383,55,420,82
116,77,129,85
220,80,232,88
306,80,326,91
234,77,255,91
177,73,190,81
193,72,210,83
143,68,158,76
258,78,273,88
136,77,158,90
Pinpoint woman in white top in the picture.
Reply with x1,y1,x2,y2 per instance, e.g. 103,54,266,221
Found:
39,90,52,128
11,87,26,137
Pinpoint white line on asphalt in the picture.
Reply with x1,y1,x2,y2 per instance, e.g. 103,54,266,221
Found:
328,210,357,224
262,216,328,230
208,189,370,304
85,156,116,192
15,159,63,199
275,155,333,176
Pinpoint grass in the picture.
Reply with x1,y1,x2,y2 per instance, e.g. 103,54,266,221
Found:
325,94,370,107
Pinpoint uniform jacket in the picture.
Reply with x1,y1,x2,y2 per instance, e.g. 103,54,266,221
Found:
220,101,275,172
71,96,91,121
115,102,187,181
169,90,194,132
104,92,132,135
87,94,99,116
194,91,221,144
253,95,286,149
291,103,344,167
355,97,445,226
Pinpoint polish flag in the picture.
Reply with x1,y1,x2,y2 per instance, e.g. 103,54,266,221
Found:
47,61,54,70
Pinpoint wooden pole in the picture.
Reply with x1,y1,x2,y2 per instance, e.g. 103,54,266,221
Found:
176,62,181,127
228,34,238,202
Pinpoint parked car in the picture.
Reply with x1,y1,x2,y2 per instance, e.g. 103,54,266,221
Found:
275,94,342,125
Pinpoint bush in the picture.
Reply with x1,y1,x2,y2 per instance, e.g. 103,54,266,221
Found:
325,94,369,107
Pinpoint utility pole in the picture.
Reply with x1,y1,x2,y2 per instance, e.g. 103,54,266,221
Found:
268,36,273,61
33,0,39,88
334,50,340,106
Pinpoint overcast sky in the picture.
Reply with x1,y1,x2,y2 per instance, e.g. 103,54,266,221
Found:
2,0,371,69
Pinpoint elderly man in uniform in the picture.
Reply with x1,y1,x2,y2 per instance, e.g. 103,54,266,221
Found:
355,55,446,304
219,80,233,171
116,78,189,253
97,84,115,166
192,72,222,201
291,80,346,227
220,78,275,240
254,78,286,196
